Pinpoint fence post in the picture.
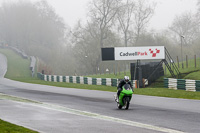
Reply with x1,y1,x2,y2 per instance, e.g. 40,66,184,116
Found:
186,55,188,68
177,56,179,68
195,55,196,68
114,64,115,75
115,62,117,75
100,66,101,75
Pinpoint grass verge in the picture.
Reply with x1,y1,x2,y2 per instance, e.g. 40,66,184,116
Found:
0,119,38,133
0,48,31,79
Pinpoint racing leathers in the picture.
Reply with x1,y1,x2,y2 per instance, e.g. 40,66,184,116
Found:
117,80,133,100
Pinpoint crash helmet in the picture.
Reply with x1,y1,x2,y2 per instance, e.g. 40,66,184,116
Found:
124,76,129,83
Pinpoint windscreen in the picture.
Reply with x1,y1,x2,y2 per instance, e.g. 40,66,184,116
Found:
123,84,131,90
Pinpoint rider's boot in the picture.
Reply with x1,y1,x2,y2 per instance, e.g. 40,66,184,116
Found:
116,92,120,103
114,94,118,102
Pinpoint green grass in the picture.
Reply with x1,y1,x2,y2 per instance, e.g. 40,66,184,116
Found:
184,71,200,80
0,48,31,79
164,58,200,78
0,119,38,133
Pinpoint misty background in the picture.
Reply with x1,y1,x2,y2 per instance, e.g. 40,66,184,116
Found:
0,0,200,76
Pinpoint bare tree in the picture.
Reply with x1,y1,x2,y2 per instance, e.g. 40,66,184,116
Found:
70,21,99,74
71,19,121,75
88,0,120,48
0,1,73,75
134,0,155,45
169,12,199,46
117,0,135,47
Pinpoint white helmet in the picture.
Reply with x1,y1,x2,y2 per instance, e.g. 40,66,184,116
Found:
124,76,129,83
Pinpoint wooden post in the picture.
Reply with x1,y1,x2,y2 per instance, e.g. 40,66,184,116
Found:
104,65,105,75
100,66,101,75
177,56,179,68
186,55,188,68
115,64,117,75
114,63,115,75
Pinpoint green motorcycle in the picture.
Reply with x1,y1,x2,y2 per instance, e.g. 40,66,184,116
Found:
115,83,133,110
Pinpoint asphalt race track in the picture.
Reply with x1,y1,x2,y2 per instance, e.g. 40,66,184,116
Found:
0,54,200,133
0,78,200,133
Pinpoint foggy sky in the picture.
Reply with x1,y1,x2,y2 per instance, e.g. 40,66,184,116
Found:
0,0,197,30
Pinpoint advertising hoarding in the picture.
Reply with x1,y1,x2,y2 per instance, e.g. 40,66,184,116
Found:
114,46,165,60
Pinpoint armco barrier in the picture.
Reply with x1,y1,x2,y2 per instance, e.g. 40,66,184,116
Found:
76,77,80,83
37,73,138,88
164,78,199,92
177,79,186,90
92,78,97,85
164,78,168,88
196,80,200,91
69,76,73,83
88,77,92,85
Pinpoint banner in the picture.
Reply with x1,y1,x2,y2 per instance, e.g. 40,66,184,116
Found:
115,46,165,60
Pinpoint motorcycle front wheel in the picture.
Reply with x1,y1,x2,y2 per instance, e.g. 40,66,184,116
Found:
125,101,130,110
117,103,122,109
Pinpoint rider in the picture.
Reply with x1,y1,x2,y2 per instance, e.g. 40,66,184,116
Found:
116,76,133,102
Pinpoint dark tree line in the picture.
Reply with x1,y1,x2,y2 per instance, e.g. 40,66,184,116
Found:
0,0,75,75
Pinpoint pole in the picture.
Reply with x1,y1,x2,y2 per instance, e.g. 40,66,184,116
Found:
177,56,179,68
181,35,184,69
186,55,188,68
195,55,196,68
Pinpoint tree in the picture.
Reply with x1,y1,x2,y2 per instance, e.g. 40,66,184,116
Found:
134,0,155,45
117,0,135,47
169,12,199,46
0,0,73,75
0,1,37,47
71,19,122,75
70,21,99,74
0,0,66,50
88,0,120,48
72,0,121,74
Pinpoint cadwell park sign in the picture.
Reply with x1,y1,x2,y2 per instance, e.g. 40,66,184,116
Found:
101,46,165,61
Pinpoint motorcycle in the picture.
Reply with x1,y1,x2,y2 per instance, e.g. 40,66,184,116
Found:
115,83,133,110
